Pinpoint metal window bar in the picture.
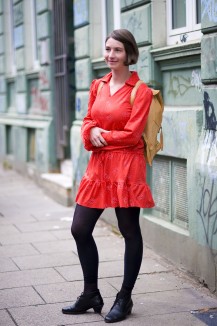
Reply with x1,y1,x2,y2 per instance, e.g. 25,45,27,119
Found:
150,156,188,229
172,161,189,228
152,157,170,221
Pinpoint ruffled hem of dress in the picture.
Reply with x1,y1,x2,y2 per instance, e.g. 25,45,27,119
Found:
75,178,155,209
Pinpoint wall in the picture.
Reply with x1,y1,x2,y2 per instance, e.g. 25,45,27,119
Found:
0,0,56,176
70,0,217,293
194,0,217,292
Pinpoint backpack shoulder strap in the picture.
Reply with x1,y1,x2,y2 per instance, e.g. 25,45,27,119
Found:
97,81,104,96
130,80,144,106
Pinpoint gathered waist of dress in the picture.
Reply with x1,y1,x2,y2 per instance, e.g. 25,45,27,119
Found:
92,148,145,156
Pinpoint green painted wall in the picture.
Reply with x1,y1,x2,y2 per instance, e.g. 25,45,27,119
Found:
0,0,56,175
70,0,217,294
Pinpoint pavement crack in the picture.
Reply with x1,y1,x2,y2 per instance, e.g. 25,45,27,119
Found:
32,285,47,304
6,309,19,326
30,242,42,254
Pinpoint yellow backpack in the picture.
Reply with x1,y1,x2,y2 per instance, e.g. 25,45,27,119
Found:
97,80,164,166
130,80,164,166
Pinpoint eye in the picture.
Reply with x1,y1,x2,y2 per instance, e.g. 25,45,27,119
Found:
115,48,123,52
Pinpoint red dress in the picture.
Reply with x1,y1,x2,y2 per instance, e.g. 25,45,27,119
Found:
75,71,155,209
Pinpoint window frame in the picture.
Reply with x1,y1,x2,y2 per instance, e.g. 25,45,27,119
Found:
101,0,120,53
147,156,189,230
167,0,202,45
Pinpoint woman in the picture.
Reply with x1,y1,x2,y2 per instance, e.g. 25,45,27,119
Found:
62,29,154,323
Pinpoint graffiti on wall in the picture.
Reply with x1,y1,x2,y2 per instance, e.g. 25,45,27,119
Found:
31,87,48,111
168,75,191,97
191,70,203,92
197,176,217,284
204,92,217,131
202,0,217,23
198,93,217,168
125,12,143,35
180,33,188,43
168,70,202,98
39,71,49,87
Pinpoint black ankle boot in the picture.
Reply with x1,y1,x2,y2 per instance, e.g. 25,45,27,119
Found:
62,290,104,314
104,292,133,323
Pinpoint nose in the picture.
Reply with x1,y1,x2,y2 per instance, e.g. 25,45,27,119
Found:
109,49,115,58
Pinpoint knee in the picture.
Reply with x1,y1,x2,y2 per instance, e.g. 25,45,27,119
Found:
71,224,80,241
119,226,142,241
71,224,90,243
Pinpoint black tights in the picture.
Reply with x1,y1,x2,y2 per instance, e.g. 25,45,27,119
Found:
71,204,143,295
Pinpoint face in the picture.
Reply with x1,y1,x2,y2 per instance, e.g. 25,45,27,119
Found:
104,38,127,70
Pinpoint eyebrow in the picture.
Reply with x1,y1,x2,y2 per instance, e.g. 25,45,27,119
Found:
105,46,123,50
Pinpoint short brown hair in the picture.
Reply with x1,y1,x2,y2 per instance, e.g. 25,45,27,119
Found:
105,29,139,66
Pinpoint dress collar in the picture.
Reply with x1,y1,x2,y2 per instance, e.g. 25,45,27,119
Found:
101,71,140,87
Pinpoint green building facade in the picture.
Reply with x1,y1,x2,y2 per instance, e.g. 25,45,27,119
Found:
0,0,56,174
0,0,217,294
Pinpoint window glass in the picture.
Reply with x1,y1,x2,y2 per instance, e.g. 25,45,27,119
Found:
24,0,39,71
6,126,14,155
196,0,201,24
28,78,39,109
7,81,15,108
172,0,186,29
106,0,114,35
27,128,36,162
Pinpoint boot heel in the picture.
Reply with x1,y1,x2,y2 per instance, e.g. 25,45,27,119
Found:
128,303,133,315
128,308,132,315
94,304,104,313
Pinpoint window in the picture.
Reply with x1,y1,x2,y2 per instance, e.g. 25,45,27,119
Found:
27,128,36,162
4,0,16,75
148,156,189,229
28,78,39,110
24,0,39,71
167,0,202,45
101,0,120,52
6,125,14,155
7,80,15,111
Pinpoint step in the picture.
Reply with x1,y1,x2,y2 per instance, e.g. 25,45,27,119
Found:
40,173,73,207
60,159,73,178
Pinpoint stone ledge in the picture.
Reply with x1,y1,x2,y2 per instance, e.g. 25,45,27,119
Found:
40,173,73,207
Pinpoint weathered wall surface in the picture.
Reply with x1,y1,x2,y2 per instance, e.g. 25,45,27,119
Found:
0,0,55,174
71,0,217,293
193,0,217,291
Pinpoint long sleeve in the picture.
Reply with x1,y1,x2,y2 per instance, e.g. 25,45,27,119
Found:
81,80,100,151
102,84,152,148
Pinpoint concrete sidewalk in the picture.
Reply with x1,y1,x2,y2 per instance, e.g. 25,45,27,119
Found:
0,165,217,326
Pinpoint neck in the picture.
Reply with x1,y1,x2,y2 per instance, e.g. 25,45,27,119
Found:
110,68,131,84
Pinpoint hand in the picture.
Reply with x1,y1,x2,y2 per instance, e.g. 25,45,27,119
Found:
90,127,109,147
